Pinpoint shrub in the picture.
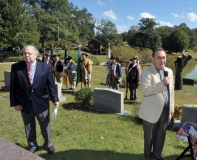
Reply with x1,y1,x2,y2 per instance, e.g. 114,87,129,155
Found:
74,88,94,109
169,106,182,125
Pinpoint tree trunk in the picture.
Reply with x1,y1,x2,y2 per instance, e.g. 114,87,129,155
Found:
174,50,192,90
175,70,183,90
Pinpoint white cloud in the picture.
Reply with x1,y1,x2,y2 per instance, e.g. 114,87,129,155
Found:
127,15,134,20
171,13,179,18
103,10,117,20
97,0,106,6
157,21,173,27
184,12,197,22
116,25,127,33
140,12,155,19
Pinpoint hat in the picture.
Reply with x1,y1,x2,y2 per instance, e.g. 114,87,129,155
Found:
130,56,138,61
81,52,89,56
65,56,72,60
53,54,60,57
110,55,119,60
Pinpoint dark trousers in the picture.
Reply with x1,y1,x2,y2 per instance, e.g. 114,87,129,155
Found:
129,82,137,100
142,107,169,159
21,109,53,149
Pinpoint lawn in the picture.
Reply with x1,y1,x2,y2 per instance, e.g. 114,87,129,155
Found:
0,61,196,160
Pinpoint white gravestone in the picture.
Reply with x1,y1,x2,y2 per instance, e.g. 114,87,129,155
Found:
93,88,129,115
55,82,66,102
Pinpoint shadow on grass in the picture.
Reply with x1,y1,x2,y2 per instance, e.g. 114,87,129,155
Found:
39,149,142,160
38,149,183,160
62,102,115,115
15,140,189,160
124,99,138,105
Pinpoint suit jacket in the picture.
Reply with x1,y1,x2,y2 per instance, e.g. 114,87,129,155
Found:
10,60,59,114
138,64,174,123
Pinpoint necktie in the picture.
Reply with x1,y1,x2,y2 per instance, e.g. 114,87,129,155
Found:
28,64,33,85
159,70,169,107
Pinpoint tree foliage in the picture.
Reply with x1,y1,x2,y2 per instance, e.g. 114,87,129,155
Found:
166,28,189,52
0,0,39,49
0,1,197,53
95,19,121,47
132,18,162,51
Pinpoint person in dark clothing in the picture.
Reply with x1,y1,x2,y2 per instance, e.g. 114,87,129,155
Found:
107,55,122,90
52,54,63,84
10,45,59,154
127,56,141,100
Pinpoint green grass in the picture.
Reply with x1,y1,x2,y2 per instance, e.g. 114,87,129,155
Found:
0,62,196,160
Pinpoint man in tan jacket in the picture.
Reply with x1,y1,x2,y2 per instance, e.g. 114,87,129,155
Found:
81,52,93,88
138,48,174,160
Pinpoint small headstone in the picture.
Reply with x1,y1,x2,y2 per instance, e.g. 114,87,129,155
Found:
183,78,194,86
55,82,66,102
1,70,11,91
0,137,45,160
93,88,129,115
181,104,197,124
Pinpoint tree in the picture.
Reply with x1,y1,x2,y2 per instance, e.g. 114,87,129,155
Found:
132,18,162,50
174,51,192,90
138,18,158,31
156,26,173,48
174,23,196,50
189,29,197,49
167,28,189,53
72,7,95,45
0,0,39,50
23,0,72,47
125,25,139,47
95,18,121,52
134,30,162,51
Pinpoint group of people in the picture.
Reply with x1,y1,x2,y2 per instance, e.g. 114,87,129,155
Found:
10,45,174,160
42,51,93,90
106,55,141,101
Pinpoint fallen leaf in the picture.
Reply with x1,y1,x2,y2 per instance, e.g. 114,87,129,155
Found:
100,136,104,140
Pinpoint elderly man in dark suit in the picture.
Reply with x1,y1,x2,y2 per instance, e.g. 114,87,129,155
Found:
10,45,59,154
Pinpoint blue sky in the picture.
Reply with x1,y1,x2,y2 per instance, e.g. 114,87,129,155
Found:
69,0,197,33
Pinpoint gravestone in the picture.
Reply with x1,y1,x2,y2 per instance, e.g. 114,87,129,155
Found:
93,88,129,115
55,82,66,102
1,70,11,91
181,104,197,124
183,78,194,86
0,137,45,160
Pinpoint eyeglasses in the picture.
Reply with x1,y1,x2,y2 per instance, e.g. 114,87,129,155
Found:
23,52,35,56
154,56,166,60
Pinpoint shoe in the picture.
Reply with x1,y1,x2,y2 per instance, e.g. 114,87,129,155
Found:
46,146,55,154
28,147,38,153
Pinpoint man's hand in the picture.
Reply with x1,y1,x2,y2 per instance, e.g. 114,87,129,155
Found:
14,105,23,111
170,110,174,116
162,77,170,86
54,102,59,108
